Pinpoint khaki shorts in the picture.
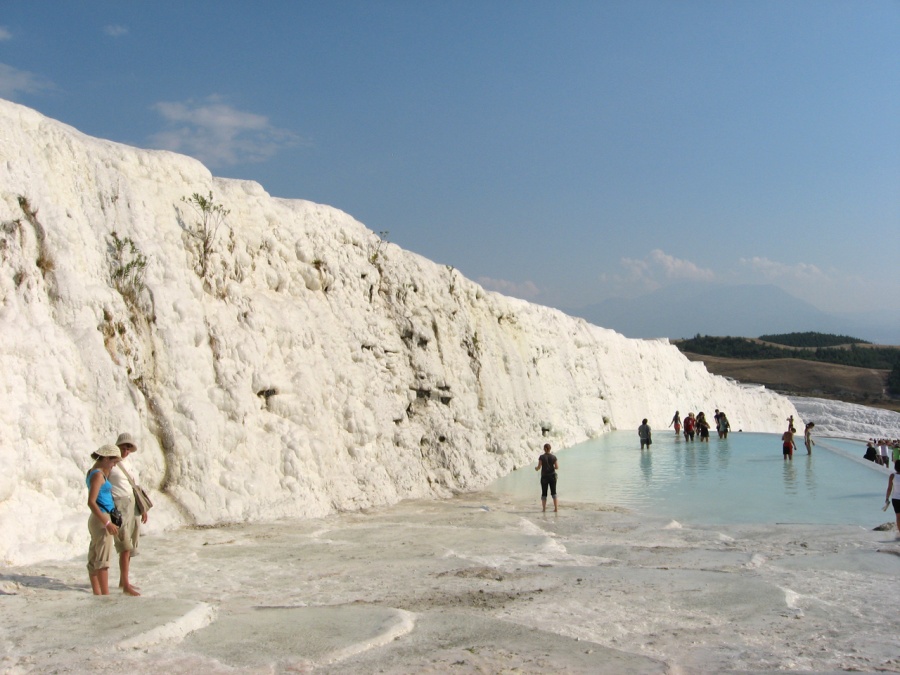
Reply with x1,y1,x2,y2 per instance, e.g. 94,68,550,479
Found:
87,514,114,573
114,500,140,556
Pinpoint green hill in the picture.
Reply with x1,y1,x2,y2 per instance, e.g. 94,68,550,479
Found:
674,332,900,405
757,331,870,348
675,333,900,370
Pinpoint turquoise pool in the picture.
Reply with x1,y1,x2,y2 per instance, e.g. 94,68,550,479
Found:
488,431,891,526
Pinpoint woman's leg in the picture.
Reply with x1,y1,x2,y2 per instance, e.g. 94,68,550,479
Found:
89,568,109,595
97,568,110,595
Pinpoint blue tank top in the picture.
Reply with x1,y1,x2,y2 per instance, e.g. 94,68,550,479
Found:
86,469,115,513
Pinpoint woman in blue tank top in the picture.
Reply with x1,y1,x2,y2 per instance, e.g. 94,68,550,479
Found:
86,444,122,595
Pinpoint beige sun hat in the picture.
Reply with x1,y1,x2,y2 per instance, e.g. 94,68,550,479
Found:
115,432,137,449
92,444,122,459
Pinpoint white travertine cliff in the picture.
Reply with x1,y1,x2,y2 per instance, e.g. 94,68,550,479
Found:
0,99,797,564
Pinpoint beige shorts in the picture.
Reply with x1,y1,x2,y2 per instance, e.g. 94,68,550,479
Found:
86,514,114,573
114,500,140,556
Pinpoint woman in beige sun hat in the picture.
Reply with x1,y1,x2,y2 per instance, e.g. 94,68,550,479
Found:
86,444,122,595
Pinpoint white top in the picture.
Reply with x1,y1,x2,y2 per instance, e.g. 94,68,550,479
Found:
879,444,890,457
108,464,138,504
893,473,900,500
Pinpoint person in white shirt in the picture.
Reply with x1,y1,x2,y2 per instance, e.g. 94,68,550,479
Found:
109,432,147,596
879,441,890,467
884,464,900,536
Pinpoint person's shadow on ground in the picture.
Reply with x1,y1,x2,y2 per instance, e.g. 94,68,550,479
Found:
0,573,84,594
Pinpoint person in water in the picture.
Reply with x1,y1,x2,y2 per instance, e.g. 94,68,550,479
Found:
683,413,696,441
535,443,559,512
716,411,731,439
803,422,815,455
782,427,797,460
696,412,711,442
638,419,652,450
669,411,681,436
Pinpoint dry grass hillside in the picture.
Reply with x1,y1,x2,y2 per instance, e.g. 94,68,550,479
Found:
682,353,900,413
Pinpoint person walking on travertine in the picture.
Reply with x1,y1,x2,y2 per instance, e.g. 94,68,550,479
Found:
884,465,900,537
535,443,558,512
879,440,890,467
110,432,147,596
86,444,121,595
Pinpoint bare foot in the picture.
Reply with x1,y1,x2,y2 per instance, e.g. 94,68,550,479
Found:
123,585,141,596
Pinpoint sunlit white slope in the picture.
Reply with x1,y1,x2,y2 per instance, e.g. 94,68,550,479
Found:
790,396,900,441
0,99,798,564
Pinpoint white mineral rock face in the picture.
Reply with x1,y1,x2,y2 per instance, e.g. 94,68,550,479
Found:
790,396,900,441
0,99,798,564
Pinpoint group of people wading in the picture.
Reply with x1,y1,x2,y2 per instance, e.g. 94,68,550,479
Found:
537,413,899,536
780,416,815,459
664,409,731,443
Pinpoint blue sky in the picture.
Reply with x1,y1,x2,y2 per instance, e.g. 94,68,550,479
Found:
1,1,898,325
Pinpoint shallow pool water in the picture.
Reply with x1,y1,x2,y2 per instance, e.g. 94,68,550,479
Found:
488,431,891,527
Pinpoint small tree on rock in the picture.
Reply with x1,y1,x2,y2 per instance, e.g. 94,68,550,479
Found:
108,231,148,310
181,191,229,279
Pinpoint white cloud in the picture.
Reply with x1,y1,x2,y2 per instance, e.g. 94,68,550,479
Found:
104,25,129,37
594,251,895,316
647,249,716,282
0,27,12,41
149,97,301,167
739,256,825,282
0,63,54,99
612,248,715,294
477,276,540,300
731,256,895,314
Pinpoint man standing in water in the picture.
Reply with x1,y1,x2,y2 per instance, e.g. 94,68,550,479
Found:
638,419,652,450
782,427,797,460
535,443,558,512
683,413,696,441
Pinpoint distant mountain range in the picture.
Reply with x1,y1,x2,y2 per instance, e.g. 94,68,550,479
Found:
564,282,900,345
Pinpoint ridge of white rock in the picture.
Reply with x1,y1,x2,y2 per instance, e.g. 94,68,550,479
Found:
0,99,798,564
789,396,900,441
